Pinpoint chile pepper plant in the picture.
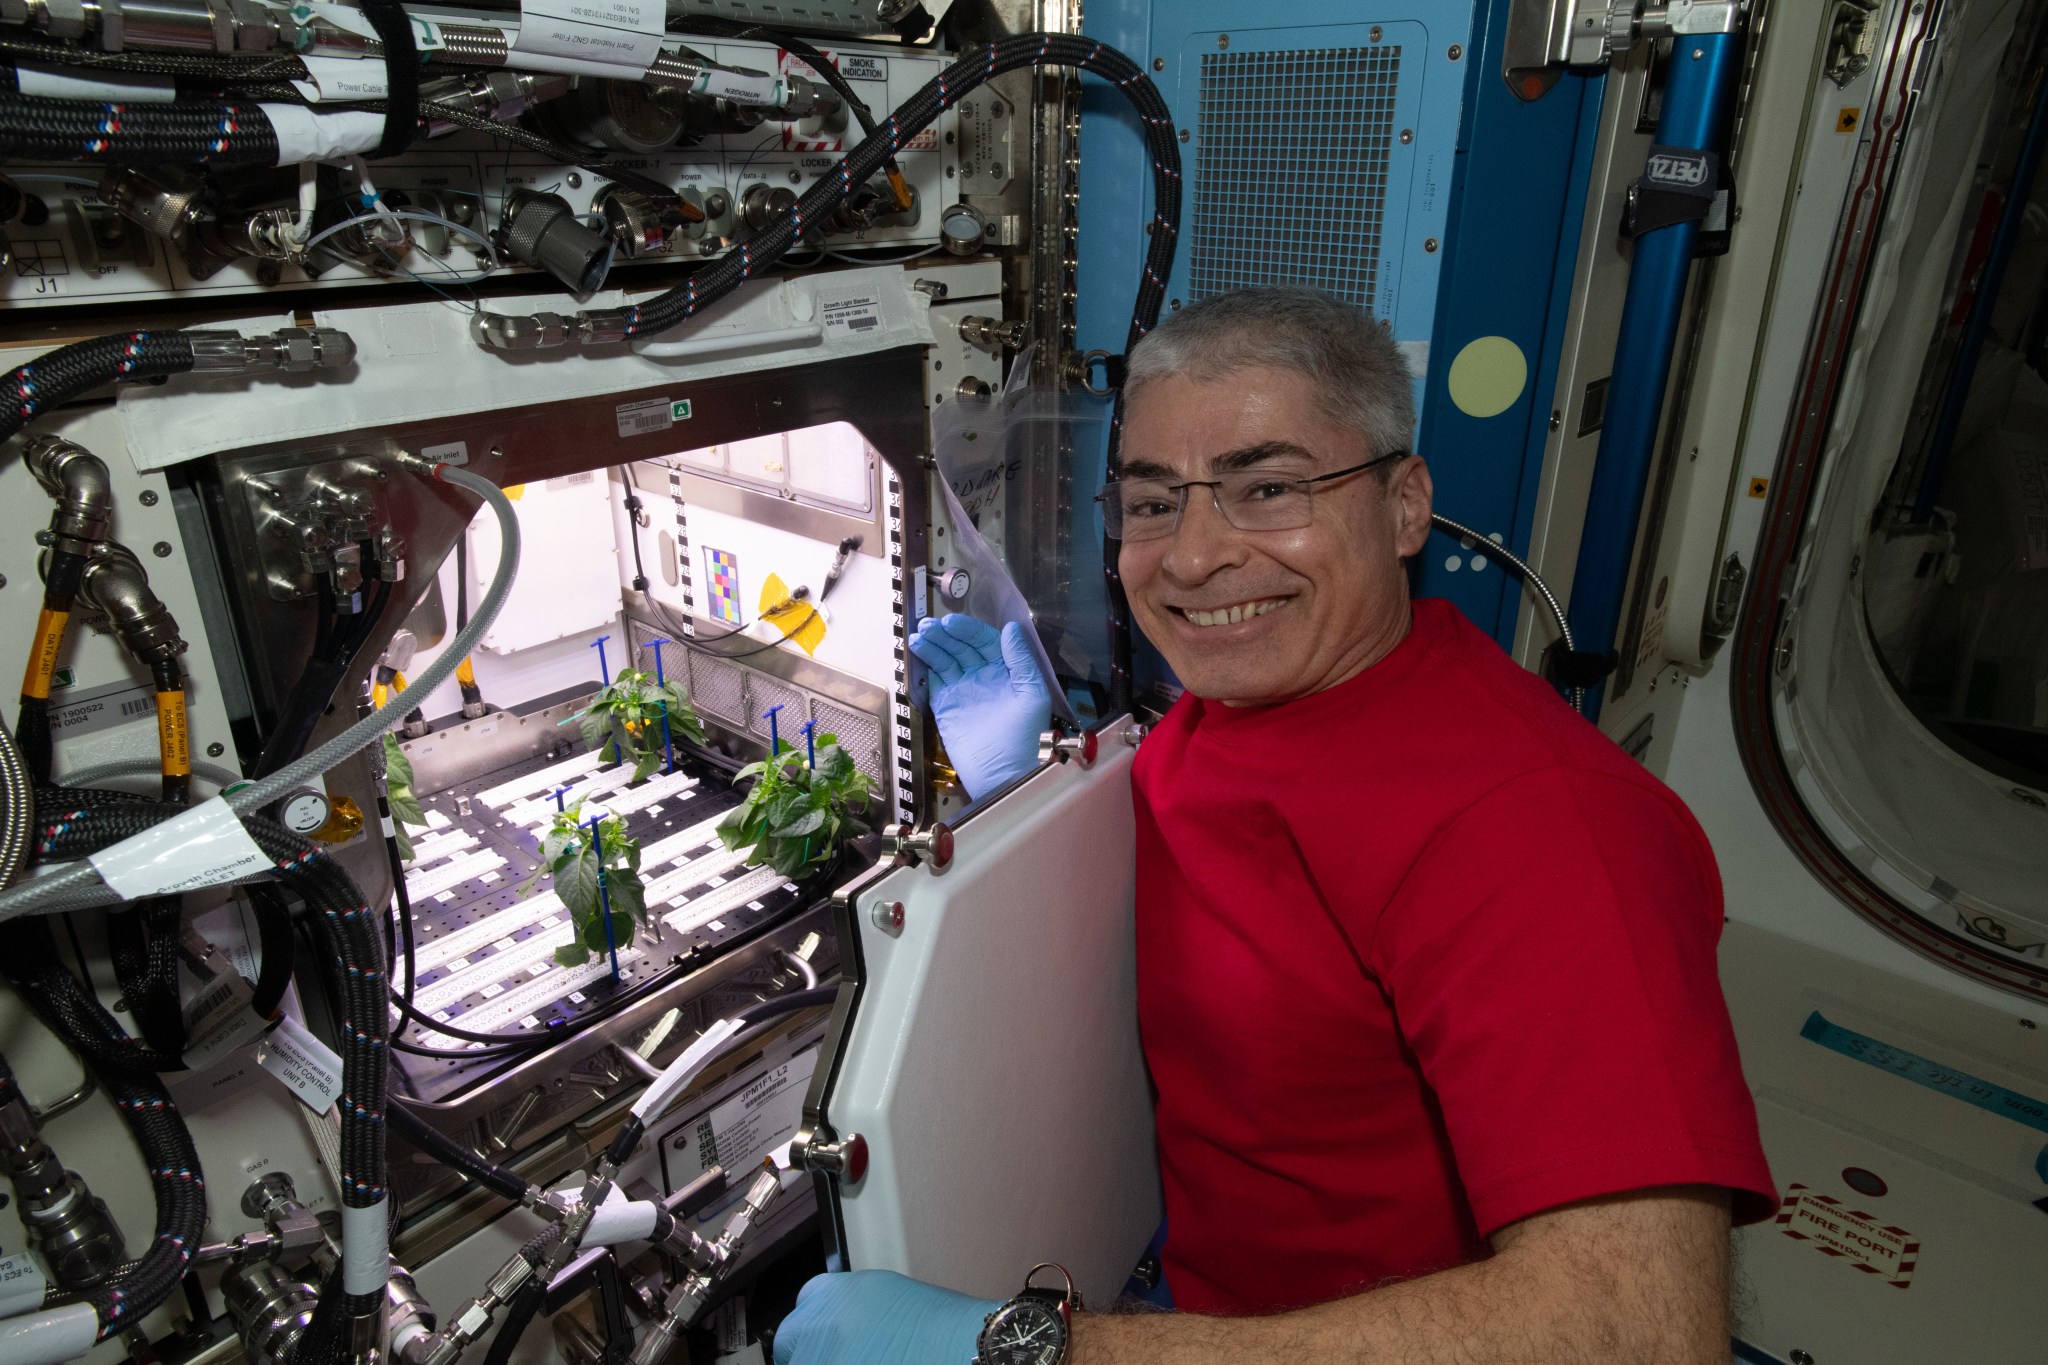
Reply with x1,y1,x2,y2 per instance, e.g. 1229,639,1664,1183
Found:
573,667,705,782
716,734,875,879
519,802,650,967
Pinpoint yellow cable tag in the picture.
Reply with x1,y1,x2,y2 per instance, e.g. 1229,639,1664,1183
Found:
20,608,68,700
157,690,191,778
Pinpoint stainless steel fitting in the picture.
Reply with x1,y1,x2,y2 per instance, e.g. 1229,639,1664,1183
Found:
222,1261,319,1365
241,1173,327,1263
469,310,628,352
187,327,357,374
24,436,113,559
0,1084,126,1290
100,166,207,242
958,315,1028,354
78,543,186,668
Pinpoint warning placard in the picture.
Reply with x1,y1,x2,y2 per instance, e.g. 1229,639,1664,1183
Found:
1774,1184,1920,1288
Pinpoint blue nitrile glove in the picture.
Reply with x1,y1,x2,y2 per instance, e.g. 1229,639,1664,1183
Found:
907,614,1051,800
773,1269,997,1365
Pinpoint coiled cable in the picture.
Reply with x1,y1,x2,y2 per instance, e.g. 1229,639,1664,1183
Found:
0,461,520,922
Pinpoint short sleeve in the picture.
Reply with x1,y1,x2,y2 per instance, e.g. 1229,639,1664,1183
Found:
1367,767,1776,1237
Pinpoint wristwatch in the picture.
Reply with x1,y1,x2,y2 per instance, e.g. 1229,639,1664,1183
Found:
972,1262,1081,1365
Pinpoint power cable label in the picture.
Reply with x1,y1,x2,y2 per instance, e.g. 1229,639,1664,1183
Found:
292,55,392,103
258,1014,344,1113
87,799,271,899
512,0,664,79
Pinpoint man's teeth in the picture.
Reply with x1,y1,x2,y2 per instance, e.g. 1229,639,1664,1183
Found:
1181,599,1281,627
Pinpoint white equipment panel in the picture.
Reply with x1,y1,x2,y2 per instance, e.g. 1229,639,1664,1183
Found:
825,723,1160,1305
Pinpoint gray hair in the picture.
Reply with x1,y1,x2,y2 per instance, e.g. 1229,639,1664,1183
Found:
1122,286,1416,458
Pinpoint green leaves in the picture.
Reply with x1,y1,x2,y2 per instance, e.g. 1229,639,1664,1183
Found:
717,734,875,880
570,668,706,786
383,733,428,863
520,801,651,970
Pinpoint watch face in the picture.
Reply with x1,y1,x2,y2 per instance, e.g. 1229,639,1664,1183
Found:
978,1300,1067,1365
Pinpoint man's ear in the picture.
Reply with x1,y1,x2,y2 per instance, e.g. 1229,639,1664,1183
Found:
1390,455,1435,558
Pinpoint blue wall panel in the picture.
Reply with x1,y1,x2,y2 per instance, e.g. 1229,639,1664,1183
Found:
1072,0,1602,682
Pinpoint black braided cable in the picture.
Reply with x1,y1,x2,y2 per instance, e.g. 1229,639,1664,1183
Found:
0,330,195,446
0,35,309,82
0,972,206,1340
355,0,418,158
28,791,390,1231
609,33,1181,349
104,898,186,1060
0,93,279,165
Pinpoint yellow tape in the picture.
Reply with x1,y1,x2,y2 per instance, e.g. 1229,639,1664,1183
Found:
20,608,69,700
456,656,477,688
156,690,191,778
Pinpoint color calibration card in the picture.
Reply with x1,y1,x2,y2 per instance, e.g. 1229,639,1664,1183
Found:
704,547,742,625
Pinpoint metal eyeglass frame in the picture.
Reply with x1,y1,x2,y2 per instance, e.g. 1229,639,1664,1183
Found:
1096,449,1411,541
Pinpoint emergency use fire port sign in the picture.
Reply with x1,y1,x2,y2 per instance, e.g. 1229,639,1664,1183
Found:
1774,1184,1920,1288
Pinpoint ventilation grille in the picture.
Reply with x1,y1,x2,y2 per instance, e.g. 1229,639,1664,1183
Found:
1190,46,1401,309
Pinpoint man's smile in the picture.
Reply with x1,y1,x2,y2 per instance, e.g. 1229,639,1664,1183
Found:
1170,596,1290,628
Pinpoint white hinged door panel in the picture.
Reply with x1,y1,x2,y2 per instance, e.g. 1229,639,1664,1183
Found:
826,725,1158,1304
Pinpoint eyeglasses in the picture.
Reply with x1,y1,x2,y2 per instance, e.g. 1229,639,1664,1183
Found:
1096,451,1408,542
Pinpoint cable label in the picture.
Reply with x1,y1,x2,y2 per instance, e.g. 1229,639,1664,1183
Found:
291,55,392,103
87,799,271,899
157,690,191,778
0,1252,48,1319
182,967,265,1071
258,1013,344,1113
21,608,68,700
512,0,664,79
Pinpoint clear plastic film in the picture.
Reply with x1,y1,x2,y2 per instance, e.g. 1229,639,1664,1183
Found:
931,346,1109,728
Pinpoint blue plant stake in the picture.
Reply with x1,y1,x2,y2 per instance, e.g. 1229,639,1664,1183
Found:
763,703,784,757
588,814,621,981
648,637,674,773
801,719,817,770
589,636,619,762
552,785,570,813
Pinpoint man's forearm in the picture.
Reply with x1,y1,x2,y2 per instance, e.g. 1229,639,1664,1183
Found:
1070,1190,1731,1365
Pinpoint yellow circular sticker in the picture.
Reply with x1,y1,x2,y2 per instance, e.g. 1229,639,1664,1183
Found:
1446,336,1528,419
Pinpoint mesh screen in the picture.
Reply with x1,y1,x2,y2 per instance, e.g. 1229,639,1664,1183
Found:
685,650,748,727
813,699,884,787
1190,46,1401,308
748,675,807,743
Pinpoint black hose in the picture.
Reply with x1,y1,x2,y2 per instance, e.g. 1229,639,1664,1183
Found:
247,883,296,1018
152,657,191,807
2,1025,207,1342
0,33,310,83
0,915,189,1074
609,34,1179,346
15,548,88,785
29,789,390,1275
0,330,196,447
387,1101,530,1203
0,92,281,165
356,0,418,158
481,1224,565,1365
104,897,186,1061
253,579,392,779
669,18,903,196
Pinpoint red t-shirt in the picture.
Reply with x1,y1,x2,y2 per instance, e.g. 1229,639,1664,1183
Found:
1132,599,1776,1316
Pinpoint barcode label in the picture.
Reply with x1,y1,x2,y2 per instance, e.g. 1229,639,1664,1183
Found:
616,396,674,437
819,292,881,337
